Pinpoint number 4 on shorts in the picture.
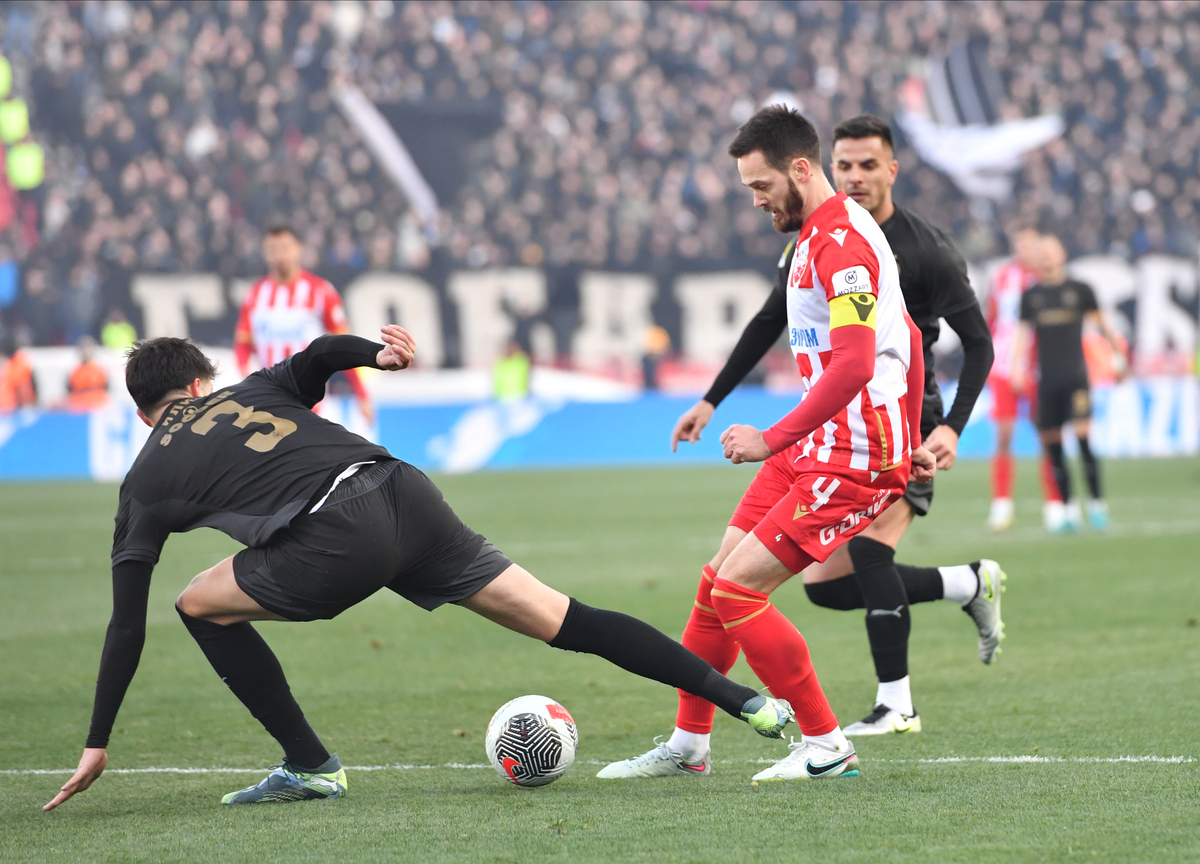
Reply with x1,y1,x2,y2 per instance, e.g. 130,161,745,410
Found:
811,477,841,511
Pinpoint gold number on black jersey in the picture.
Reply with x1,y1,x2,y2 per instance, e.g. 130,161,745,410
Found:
191,400,298,453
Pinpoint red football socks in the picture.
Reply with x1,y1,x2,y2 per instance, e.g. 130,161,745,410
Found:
1041,455,1063,502
992,452,1013,499
710,577,838,736
675,565,741,734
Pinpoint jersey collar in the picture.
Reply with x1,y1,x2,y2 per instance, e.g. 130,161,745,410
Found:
800,190,848,236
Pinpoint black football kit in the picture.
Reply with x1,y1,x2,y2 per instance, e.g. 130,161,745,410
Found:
705,203,993,516
1019,278,1098,430
84,335,774,774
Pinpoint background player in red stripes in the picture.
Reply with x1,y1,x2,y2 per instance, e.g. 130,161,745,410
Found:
235,224,374,426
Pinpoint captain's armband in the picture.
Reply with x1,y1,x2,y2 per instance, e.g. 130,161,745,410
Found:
828,293,877,330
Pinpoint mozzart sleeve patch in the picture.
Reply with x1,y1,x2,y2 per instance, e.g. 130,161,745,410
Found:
829,292,877,330
830,264,872,297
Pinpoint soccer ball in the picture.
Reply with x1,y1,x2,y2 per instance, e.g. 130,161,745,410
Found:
485,695,578,787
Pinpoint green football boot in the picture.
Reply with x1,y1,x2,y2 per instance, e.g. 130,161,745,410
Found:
222,754,347,805
740,695,795,739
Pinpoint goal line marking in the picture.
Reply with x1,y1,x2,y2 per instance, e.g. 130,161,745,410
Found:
3,755,1194,775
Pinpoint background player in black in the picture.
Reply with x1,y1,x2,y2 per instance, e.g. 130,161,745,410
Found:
1014,232,1125,532
670,115,1003,737
45,327,794,810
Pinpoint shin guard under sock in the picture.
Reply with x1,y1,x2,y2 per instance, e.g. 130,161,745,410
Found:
847,536,911,684
710,577,837,736
176,606,330,769
676,565,741,733
549,597,757,720
1078,436,1102,499
1045,441,1071,502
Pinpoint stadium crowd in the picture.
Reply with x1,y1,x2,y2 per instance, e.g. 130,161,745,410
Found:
0,0,1197,350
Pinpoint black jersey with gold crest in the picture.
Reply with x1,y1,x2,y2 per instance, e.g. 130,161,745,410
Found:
1019,278,1098,386
111,335,393,566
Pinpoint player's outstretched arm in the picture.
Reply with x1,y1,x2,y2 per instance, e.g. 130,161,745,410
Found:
671,400,715,451
928,304,995,470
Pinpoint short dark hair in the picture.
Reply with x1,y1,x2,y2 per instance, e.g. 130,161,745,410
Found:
728,105,822,171
265,221,298,239
125,338,217,413
832,114,894,151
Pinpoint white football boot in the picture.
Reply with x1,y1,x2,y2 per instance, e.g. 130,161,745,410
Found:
751,738,860,782
596,739,711,779
963,559,1006,664
1043,500,1067,533
844,704,922,737
987,497,1014,532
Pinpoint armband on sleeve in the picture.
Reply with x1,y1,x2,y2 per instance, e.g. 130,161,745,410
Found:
828,292,877,331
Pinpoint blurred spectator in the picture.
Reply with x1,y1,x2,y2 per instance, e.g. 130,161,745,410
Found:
65,335,108,410
0,0,1197,347
0,342,35,411
99,305,137,351
493,338,530,401
642,324,671,391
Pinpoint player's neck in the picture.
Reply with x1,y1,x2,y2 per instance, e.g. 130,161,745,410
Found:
271,266,300,284
799,175,837,226
869,195,895,226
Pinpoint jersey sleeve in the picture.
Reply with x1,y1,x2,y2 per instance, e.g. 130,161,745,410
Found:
923,229,978,318
319,281,350,334
1078,282,1099,313
259,334,385,406
812,232,881,335
111,486,169,566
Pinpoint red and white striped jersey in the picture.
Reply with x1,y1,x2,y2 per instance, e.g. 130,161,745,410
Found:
987,260,1037,381
236,269,349,369
784,191,912,474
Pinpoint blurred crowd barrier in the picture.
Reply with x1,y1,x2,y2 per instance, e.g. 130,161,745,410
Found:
2,376,1196,481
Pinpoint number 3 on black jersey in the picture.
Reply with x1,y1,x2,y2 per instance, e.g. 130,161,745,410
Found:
189,399,298,452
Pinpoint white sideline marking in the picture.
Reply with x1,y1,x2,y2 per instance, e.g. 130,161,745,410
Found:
3,756,1193,775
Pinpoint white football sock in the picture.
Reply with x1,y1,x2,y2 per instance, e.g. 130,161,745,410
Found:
803,726,850,752
876,676,914,716
940,564,979,606
666,728,709,761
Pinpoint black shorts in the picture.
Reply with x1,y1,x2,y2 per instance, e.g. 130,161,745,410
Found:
902,478,934,517
233,461,512,621
1036,380,1091,430
920,382,945,442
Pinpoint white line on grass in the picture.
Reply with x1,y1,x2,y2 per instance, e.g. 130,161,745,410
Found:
3,756,1193,775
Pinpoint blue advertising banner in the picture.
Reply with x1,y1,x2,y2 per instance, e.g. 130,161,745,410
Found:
0,379,1196,481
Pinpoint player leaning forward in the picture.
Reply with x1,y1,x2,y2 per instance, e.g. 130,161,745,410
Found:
44,328,795,810
605,107,936,783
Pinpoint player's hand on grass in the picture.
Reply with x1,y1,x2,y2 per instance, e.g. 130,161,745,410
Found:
910,445,937,483
44,747,107,811
671,400,715,452
720,424,772,464
377,325,415,371
924,424,959,470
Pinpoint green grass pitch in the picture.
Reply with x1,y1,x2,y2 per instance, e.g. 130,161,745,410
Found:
2,457,1199,863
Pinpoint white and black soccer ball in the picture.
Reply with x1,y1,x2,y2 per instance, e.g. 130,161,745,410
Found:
485,695,578,787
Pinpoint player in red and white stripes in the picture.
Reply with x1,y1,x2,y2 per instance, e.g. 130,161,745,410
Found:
235,225,373,425
600,107,936,783
986,226,1061,531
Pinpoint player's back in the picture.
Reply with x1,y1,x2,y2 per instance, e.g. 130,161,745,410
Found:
115,359,391,563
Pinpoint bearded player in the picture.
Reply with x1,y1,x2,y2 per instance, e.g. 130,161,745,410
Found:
602,106,935,782
235,224,374,425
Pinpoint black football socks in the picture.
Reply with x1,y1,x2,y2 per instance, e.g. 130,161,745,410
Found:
1077,435,1102,500
846,536,910,685
549,597,759,720
1045,440,1072,502
176,606,331,770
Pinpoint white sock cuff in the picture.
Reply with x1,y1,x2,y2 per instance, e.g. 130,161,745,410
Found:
666,728,710,761
939,564,979,606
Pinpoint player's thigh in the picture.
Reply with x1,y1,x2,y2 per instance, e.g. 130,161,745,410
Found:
708,525,748,573
717,531,800,595
1072,418,1092,440
800,498,912,585
457,563,570,642
178,555,289,625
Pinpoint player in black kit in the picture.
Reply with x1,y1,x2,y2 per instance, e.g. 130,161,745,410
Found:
44,326,794,811
1014,232,1125,531
670,115,1003,737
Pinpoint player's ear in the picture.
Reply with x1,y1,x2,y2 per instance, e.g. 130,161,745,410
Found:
791,155,810,183
136,408,153,428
